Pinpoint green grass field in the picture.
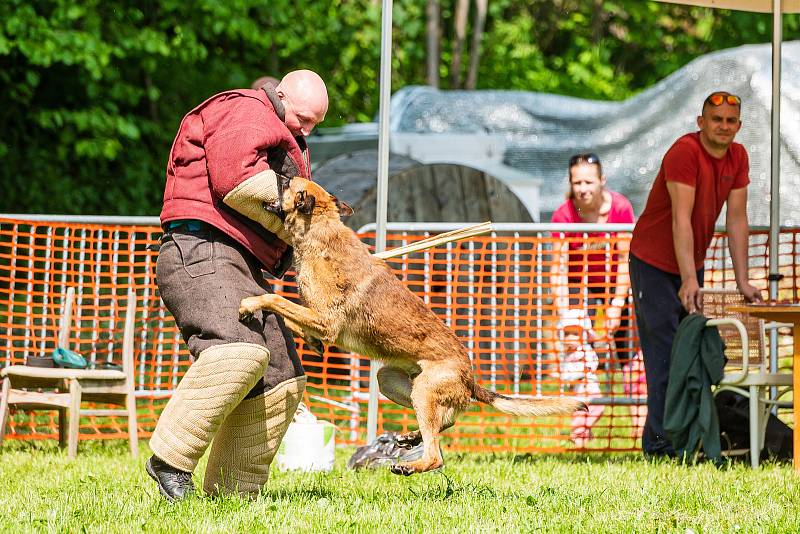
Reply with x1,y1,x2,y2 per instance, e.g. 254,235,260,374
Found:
1,441,799,533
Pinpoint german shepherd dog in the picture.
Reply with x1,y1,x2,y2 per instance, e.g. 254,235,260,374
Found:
238,176,585,475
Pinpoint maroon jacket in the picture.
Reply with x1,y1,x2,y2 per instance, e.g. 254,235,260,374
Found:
160,86,310,275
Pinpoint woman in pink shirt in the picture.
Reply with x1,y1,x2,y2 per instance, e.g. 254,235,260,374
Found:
550,153,643,443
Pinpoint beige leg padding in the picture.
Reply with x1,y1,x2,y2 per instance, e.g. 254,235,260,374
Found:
203,375,306,497
149,343,270,473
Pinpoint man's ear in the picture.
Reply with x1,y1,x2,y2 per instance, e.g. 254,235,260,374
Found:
295,190,316,215
332,196,354,218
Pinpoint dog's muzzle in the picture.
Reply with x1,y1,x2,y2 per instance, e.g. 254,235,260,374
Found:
262,200,285,221
262,173,293,221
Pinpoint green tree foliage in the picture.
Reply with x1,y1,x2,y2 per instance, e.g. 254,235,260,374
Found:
1,0,797,214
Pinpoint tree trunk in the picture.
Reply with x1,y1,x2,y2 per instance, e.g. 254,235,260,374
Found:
465,0,488,90
426,0,440,88
269,41,279,78
450,0,470,89
592,0,604,45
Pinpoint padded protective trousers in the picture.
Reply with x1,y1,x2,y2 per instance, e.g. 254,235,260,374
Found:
149,343,270,472
203,375,306,496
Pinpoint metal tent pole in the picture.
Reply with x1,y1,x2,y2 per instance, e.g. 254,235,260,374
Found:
768,0,783,408
366,0,394,444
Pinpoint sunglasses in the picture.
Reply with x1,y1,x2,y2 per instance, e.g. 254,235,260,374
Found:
568,153,600,167
705,92,741,107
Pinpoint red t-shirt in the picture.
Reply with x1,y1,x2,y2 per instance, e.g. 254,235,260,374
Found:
630,132,750,274
551,190,635,285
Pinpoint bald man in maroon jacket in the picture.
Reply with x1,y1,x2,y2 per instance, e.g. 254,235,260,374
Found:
146,70,328,501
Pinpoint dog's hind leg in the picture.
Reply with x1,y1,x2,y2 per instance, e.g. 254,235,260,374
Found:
390,364,471,475
390,387,447,476
378,366,457,449
378,366,422,448
394,405,457,450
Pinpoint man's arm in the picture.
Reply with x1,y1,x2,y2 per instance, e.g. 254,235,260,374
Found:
666,181,701,313
726,187,763,303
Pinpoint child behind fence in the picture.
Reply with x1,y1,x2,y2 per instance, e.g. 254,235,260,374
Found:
557,309,605,447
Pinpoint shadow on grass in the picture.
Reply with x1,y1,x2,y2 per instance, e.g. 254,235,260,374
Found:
445,450,650,466
0,438,135,456
263,486,340,501
499,450,793,471
408,471,496,501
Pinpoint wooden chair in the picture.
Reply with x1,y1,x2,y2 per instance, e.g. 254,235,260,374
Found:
701,288,793,467
0,288,139,458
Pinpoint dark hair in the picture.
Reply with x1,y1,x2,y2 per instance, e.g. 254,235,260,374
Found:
568,153,602,174
567,153,603,199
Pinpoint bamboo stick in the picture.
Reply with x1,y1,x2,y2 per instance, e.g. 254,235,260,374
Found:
374,221,493,259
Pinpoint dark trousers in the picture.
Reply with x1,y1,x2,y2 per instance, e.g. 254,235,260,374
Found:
629,254,703,456
156,227,304,398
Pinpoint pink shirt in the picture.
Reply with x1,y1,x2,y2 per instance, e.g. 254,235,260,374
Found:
551,190,635,285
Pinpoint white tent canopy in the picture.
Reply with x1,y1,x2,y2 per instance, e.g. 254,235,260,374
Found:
657,0,800,12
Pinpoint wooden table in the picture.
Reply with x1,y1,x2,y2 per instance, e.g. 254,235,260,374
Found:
728,303,800,470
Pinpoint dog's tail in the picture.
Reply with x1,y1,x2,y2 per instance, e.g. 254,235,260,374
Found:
471,381,586,417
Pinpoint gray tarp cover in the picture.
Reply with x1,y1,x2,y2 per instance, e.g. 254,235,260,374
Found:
389,41,800,224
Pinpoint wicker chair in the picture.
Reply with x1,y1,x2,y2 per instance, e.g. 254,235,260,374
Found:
701,288,793,467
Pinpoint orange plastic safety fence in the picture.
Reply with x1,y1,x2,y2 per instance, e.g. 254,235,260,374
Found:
0,219,796,454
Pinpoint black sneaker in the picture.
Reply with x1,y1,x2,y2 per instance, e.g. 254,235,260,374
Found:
146,455,195,502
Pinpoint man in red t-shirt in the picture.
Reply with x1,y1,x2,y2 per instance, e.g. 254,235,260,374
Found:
629,91,763,457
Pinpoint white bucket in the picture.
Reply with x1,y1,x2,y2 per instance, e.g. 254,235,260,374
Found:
276,421,336,472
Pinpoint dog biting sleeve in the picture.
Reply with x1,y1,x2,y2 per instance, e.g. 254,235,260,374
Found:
222,169,292,244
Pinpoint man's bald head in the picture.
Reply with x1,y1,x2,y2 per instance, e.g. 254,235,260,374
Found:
276,70,328,136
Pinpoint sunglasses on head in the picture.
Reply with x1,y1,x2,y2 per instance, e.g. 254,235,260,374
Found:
568,153,600,167
705,92,741,107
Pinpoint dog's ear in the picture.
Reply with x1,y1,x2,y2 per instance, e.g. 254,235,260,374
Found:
332,196,354,218
295,190,316,215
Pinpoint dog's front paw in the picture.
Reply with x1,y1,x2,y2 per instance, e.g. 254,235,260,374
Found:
238,297,261,322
